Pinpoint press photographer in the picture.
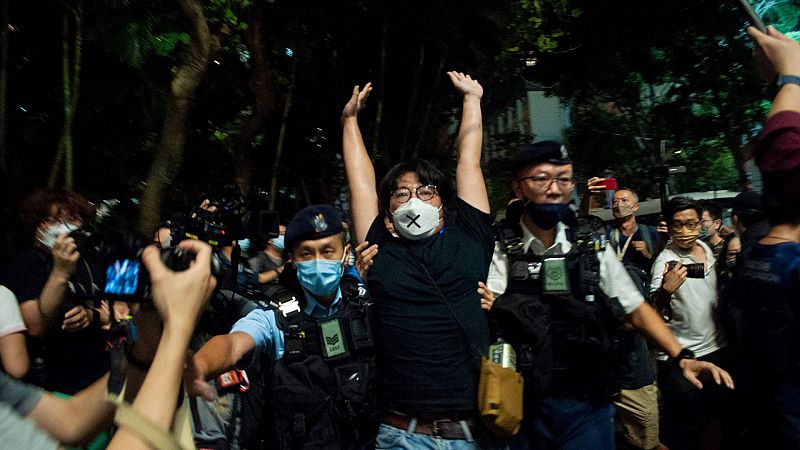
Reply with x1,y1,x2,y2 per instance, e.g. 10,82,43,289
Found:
648,196,734,449
0,239,218,450
0,189,111,395
163,187,281,449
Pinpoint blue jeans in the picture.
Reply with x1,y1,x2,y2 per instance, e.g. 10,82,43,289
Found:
510,397,615,450
376,421,476,450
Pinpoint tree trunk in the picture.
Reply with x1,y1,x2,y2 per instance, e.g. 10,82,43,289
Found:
47,0,82,190
711,88,748,187
137,0,217,234
370,16,387,163
267,62,295,210
412,44,448,159
0,0,9,174
399,42,425,162
234,1,275,192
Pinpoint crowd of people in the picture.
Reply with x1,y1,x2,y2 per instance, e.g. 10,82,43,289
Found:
0,25,798,450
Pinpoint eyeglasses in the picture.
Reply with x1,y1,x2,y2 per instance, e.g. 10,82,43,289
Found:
670,220,701,231
391,185,438,203
518,175,575,191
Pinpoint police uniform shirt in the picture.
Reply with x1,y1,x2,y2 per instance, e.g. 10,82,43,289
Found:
486,218,645,315
229,287,343,367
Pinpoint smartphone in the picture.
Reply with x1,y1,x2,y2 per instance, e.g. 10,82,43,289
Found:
737,0,767,33
602,178,617,191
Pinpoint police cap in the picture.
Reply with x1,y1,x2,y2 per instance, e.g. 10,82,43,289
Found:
284,204,344,253
511,140,571,175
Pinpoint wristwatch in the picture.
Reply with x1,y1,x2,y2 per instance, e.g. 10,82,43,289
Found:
670,348,696,366
777,75,800,88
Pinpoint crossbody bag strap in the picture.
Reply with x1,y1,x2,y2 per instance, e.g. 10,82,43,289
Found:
413,256,487,361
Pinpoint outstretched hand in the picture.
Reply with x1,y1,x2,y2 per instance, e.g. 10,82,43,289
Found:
342,83,373,123
679,358,735,390
447,71,483,100
184,352,216,401
747,26,800,82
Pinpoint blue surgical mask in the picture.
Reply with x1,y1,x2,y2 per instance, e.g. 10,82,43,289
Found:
270,235,285,252
238,238,251,252
295,257,344,297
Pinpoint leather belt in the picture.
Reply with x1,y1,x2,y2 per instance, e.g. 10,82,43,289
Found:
381,413,475,440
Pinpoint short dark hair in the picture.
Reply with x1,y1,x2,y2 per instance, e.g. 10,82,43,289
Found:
378,159,455,224
702,201,722,222
615,188,639,203
19,189,93,229
664,196,702,227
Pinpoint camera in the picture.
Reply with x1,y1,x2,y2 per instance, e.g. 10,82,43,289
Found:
667,260,705,278
171,185,280,249
103,240,222,302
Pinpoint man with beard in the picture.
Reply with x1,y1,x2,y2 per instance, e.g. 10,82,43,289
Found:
649,196,733,450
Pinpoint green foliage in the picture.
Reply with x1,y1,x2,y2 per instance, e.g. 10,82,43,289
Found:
150,32,191,57
206,0,250,31
504,0,582,56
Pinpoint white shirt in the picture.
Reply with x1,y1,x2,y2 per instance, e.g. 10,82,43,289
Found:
649,240,725,359
0,286,26,338
487,218,645,315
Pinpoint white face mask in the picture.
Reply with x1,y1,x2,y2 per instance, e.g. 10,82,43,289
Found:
38,222,77,248
391,198,441,240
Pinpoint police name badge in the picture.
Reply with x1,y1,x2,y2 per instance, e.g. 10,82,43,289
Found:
319,319,348,360
542,257,570,295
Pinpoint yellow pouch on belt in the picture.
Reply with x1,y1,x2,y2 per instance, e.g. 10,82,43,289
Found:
478,357,523,437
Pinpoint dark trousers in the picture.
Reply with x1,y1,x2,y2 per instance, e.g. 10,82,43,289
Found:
656,347,737,450
510,397,615,450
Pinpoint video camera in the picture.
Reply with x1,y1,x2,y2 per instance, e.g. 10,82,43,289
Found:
102,235,222,303
170,185,280,249
166,185,280,296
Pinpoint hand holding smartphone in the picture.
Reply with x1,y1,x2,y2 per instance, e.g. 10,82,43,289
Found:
602,178,617,191
737,0,767,33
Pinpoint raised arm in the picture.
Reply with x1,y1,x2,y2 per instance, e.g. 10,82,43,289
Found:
108,240,216,450
748,26,800,117
448,71,489,213
19,234,79,336
342,83,380,243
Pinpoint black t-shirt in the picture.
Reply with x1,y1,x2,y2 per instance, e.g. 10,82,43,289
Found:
365,198,494,414
0,248,110,394
728,242,800,388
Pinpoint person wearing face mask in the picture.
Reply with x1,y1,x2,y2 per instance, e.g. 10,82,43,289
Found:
700,201,726,261
582,184,662,449
185,204,378,449
0,189,110,396
250,225,288,296
486,143,734,450
341,72,498,448
648,196,735,450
